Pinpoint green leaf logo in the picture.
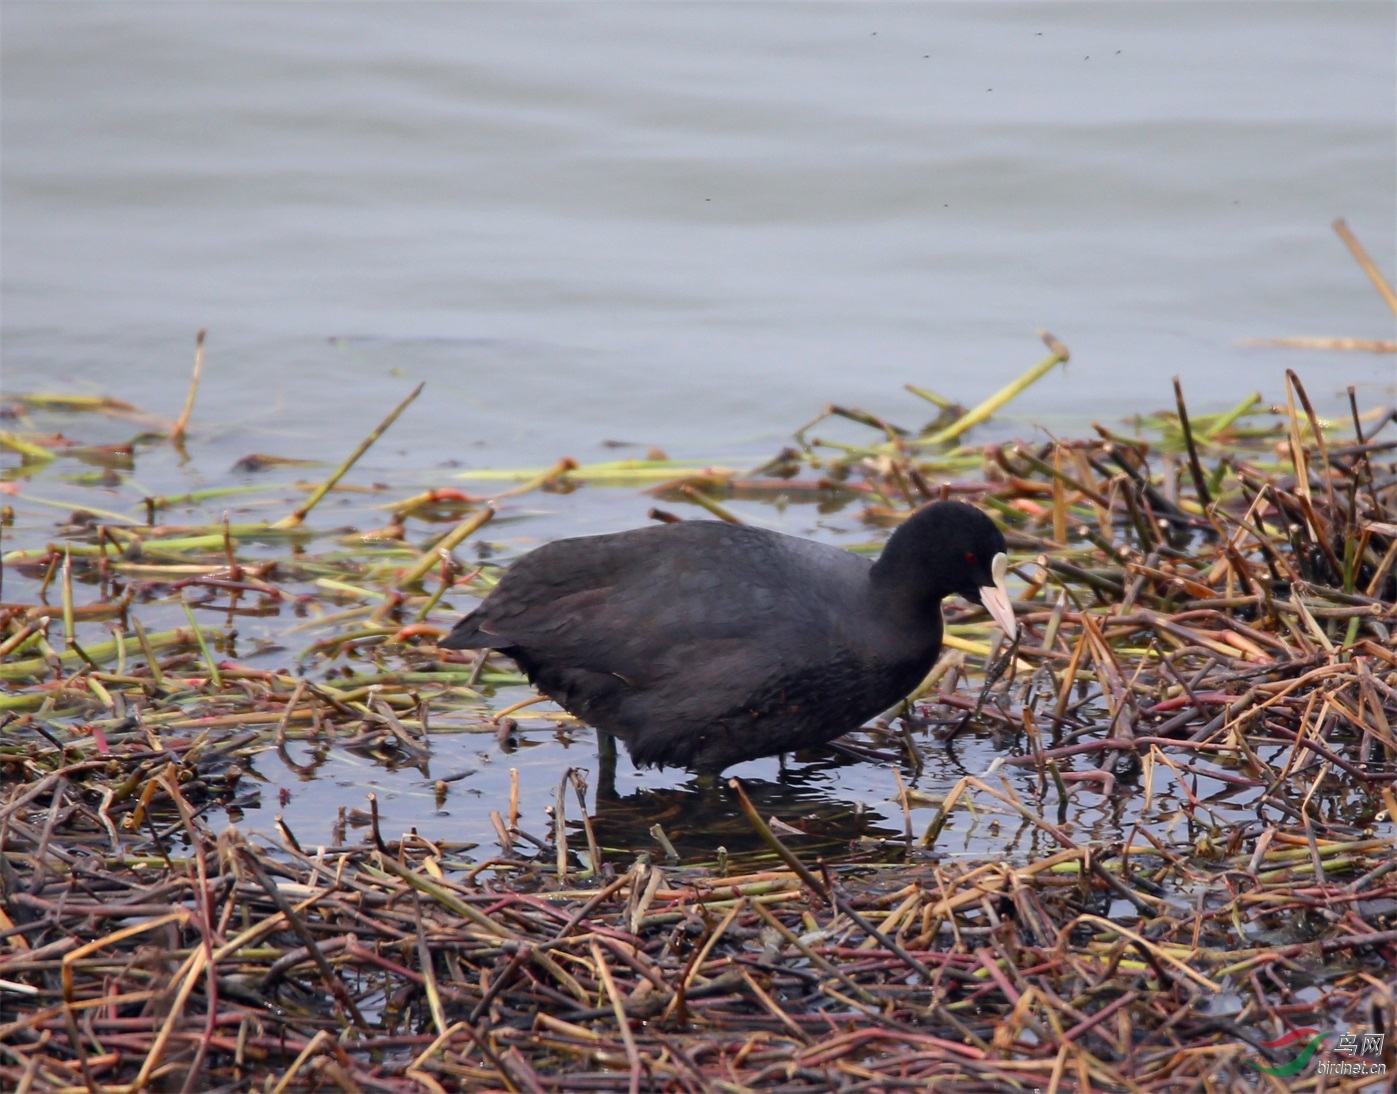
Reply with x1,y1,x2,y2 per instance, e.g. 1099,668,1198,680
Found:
1246,1031,1331,1077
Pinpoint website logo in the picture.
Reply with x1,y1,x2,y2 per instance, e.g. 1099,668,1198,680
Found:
1246,1027,1387,1079
1246,1029,1329,1077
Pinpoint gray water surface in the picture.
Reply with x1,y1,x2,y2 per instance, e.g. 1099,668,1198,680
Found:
4,2,1393,473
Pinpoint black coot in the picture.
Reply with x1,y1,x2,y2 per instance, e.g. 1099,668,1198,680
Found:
438,500,1016,773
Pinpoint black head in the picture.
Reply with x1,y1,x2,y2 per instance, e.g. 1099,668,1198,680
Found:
871,500,1016,634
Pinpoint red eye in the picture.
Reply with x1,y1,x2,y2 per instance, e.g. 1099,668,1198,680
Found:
965,552,976,566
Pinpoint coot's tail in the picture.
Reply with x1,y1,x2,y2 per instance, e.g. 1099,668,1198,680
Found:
437,611,510,650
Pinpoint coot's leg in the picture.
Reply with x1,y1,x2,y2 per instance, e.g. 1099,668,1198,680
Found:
597,731,618,802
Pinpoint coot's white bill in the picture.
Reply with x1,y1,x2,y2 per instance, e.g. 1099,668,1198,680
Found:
978,551,1017,638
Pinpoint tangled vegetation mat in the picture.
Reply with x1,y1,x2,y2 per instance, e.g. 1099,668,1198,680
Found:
3,305,1396,1088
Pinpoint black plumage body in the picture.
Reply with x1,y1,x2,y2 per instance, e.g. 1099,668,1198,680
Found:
440,501,1010,773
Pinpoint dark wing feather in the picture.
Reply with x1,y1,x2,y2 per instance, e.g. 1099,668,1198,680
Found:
442,523,850,680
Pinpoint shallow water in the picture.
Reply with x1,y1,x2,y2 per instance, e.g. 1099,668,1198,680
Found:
0,395,1328,874
2,3,1394,867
